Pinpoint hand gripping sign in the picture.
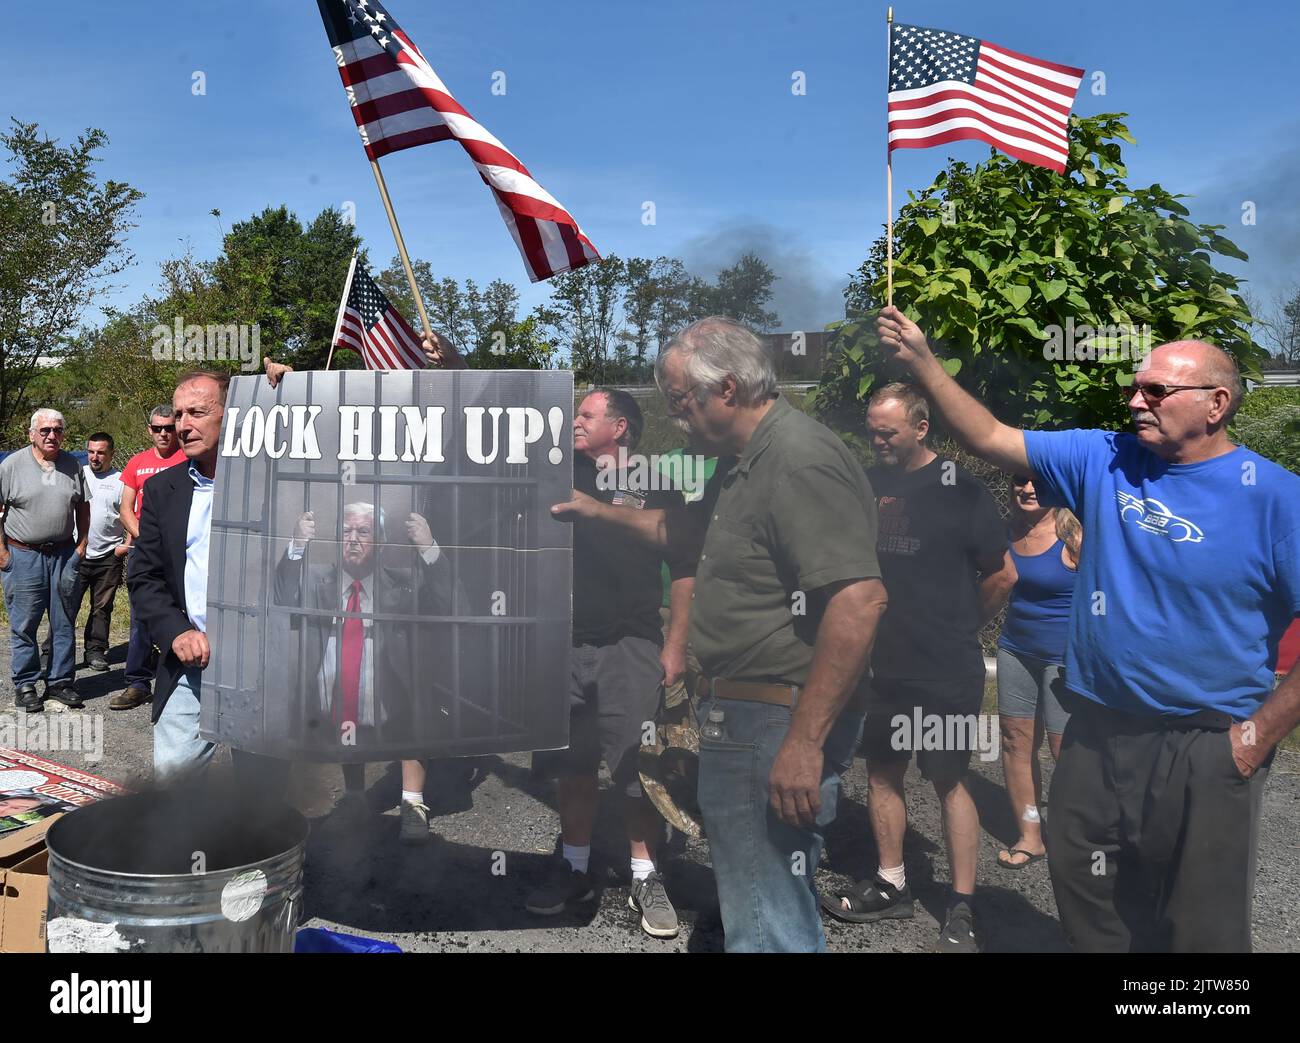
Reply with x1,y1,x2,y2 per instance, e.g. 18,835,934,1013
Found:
200,369,573,762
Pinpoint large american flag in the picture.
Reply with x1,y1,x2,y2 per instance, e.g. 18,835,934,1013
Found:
316,0,600,283
887,23,1084,174
331,256,427,370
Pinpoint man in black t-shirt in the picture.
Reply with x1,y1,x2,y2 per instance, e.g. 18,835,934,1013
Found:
823,383,1015,953
527,389,690,939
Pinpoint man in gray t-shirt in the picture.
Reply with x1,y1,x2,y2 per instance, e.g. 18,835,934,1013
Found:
0,408,89,710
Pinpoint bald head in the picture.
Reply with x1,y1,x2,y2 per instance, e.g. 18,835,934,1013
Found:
1138,340,1243,424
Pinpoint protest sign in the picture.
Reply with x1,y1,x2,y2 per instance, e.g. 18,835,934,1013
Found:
200,369,574,761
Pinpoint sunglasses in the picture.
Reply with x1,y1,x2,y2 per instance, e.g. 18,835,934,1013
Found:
1011,475,1033,486
150,424,177,433
1128,382,1218,403
37,427,64,436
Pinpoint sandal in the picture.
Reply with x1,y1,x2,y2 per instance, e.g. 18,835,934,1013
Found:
996,847,1046,871
820,875,914,923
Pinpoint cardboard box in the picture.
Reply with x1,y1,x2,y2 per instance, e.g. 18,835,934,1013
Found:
0,814,63,953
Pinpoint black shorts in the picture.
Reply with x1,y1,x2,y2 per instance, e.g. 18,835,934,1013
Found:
532,636,664,797
862,675,987,783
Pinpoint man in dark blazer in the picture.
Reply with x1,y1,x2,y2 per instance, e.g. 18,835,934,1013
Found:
127,370,227,781
128,368,288,793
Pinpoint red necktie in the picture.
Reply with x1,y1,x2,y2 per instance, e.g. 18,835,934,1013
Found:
339,580,363,731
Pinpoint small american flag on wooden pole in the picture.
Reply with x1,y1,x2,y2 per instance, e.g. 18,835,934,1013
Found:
882,14,1084,303
326,252,427,371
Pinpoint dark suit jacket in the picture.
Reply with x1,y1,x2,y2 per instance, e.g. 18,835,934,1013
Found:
273,547,466,744
125,460,199,723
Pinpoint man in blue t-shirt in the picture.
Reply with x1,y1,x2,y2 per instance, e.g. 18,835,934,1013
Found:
875,305,1300,953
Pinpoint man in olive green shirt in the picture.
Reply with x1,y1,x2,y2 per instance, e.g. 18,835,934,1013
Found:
553,317,888,952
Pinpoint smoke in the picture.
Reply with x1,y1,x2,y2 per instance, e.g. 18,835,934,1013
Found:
1187,138,1300,307
678,221,849,333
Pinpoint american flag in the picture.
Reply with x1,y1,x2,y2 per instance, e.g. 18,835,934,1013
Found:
331,256,427,370
316,0,601,283
887,23,1084,174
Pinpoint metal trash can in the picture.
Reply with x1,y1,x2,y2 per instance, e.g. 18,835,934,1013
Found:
45,789,307,953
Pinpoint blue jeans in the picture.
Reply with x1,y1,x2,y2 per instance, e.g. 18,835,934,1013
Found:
1,545,79,687
124,612,157,691
697,691,865,952
153,669,216,782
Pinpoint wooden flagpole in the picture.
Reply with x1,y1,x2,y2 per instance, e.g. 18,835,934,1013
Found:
369,158,436,343
886,6,894,308
325,249,359,371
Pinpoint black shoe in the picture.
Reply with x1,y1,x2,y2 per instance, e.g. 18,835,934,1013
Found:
821,873,915,923
15,684,42,712
44,683,84,710
86,651,110,672
525,857,596,915
935,899,980,953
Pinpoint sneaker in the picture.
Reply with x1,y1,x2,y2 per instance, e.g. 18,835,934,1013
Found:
110,687,151,711
15,684,42,712
86,651,110,672
629,871,679,939
525,857,596,915
821,873,915,923
398,800,431,845
935,900,980,953
44,683,84,710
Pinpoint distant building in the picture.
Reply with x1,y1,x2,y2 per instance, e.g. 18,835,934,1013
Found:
1254,369,1300,388
763,331,828,380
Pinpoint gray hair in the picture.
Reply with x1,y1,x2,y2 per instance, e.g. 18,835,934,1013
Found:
343,502,385,540
29,408,65,431
655,316,777,409
148,403,173,423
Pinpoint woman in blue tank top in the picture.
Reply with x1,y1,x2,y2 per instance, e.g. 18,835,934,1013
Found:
996,475,1081,870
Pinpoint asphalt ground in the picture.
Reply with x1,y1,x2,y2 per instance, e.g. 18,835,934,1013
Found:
4,625,1298,953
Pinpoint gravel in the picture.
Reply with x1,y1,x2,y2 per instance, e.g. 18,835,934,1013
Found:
6,637,1298,952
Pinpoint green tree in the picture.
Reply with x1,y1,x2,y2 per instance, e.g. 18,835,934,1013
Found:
706,252,780,331
1231,386,1300,474
462,312,557,369
651,257,693,352
537,256,627,382
1251,285,1300,368
813,113,1264,435
207,205,362,370
0,120,142,441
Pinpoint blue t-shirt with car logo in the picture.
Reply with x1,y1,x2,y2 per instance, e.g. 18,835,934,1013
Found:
1024,428,1300,718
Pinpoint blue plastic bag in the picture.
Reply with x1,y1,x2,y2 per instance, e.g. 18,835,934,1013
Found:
295,927,402,953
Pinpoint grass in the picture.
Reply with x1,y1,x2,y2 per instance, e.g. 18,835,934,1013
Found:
0,580,133,645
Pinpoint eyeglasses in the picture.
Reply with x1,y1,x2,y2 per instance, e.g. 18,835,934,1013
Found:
1128,382,1219,403
37,427,64,436
1011,475,1033,486
664,384,701,415
150,424,177,433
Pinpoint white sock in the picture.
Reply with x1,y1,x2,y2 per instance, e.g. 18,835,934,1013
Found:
562,843,591,874
402,790,424,806
630,856,655,881
878,863,906,890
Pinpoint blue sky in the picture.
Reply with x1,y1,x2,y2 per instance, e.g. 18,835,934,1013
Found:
7,0,1298,333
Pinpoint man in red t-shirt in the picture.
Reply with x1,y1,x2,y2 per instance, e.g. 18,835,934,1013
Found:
110,405,186,710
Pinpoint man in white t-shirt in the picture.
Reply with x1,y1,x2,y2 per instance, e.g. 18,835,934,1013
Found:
42,433,127,672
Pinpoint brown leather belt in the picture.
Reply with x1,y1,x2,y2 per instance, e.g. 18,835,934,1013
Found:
7,538,73,555
698,677,799,707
